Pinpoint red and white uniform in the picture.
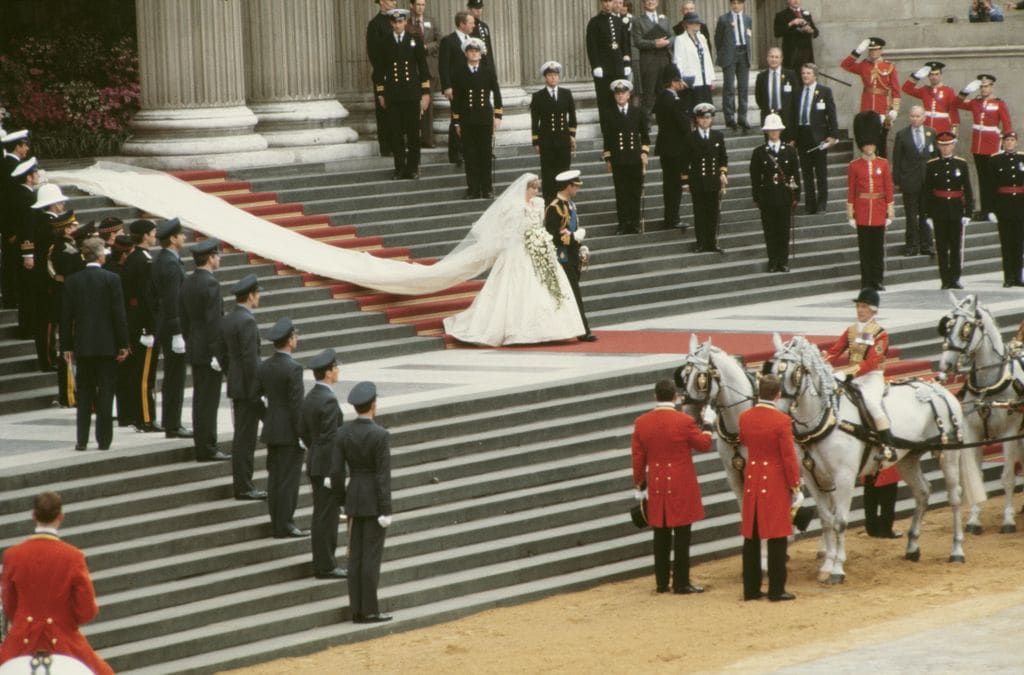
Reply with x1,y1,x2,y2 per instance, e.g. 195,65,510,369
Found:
955,96,1013,155
847,157,895,226
631,404,713,528
901,80,961,133
738,402,801,540
841,56,900,116
0,533,113,675
825,320,890,423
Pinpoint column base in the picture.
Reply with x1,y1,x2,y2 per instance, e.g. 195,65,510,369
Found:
250,99,359,147
122,105,268,157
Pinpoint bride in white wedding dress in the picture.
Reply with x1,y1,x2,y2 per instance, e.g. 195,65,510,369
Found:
443,173,586,346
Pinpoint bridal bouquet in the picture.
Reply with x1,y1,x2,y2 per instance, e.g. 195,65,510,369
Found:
523,223,564,307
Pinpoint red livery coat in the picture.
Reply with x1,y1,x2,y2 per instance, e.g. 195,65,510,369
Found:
631,406,713,528
840,55,900,115
955,96,1013,156
0,534,113,675
847,156,894,226
901,81,960,133
738,403,802,539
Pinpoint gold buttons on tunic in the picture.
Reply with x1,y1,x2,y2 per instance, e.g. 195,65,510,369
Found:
46,617,53,624
26,616,33,623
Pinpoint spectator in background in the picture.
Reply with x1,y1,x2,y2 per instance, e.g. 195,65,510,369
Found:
755,47,798,139
673,11,715,108
773,0,818,72
467,0,494,70
715,0,753,132
531,61,578,204
795,64,838,215
367,0,398,157
588,0,633,134
439,10,476,167
632,0,673,119
653,64,693,231
451,38,502,200
970,0,1004,20
673,1,712,57
409,0,440,148
891,106,938,257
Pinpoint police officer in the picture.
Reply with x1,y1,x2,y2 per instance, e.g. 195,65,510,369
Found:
531,61,578,204
221,273,268,499
149,218,192,439
451,37,502,199
180,238,229,463
923,131,973,289
545,170,596,342
846,110,895,291
587,0,632,134
956,74,1013,221
375,8,431,180
300,348,347,579
122,219,161,432
653,63,693,231
840,37,900,158
750,113,801,272
902,61,960,136
603,79,650,235
991,131,1024,287
682,102,728,253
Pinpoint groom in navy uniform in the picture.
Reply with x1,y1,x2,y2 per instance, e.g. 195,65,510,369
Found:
544,170,596,342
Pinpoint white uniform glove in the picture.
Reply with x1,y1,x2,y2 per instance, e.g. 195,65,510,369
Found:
377,514,393,528
935,370,948,383
885,218,892,227
962,216,972,227
834,370,850,383
573,226,587,243
848,218,858,229
854,38,871,55
925,217,934,230
791,490,805,510
139,333,155,348
701,406,717,427
961,79,982,96
592,66,604,79
987,212,999,223
210,356,221,372
323,476,332,489
913,65,931,80
171,334,186,354
624,66,632,78
887,109,898,122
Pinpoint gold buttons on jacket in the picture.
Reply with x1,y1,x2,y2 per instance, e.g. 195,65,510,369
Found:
26,616,33,623
46,617,53,624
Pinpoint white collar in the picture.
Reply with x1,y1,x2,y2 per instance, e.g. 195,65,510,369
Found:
655,402,676,409
86,262,101,268
34,526,60,536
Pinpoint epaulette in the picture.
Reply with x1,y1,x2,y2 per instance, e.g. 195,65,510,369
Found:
547,198,567,214
927,156,942,162
954,155,967,162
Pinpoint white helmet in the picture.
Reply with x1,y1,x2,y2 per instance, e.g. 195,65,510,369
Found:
32,182,67,209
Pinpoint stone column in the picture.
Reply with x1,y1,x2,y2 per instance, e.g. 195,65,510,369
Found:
123,0,269,161
244,0,358,156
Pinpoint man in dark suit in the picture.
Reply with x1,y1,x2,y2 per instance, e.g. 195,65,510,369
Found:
755,47,798,140
333,381,393,623
438,10,476,167
773,0,818,72
61,237,129,451
714,0,752,131
531,61,578,204
122,219,161,433
375,9,432,180
794,64,838,214
451,37,502,199
545,170,595,342
300,348,346,580
366,0,398,157
632,0,672,118
682,102,729,253
149,218,192,439
891,105,938,257
466,0,494,70
749,114,801,272
258,317,308,539
653,64,693,231
221,274,267,499
179,238,229,463
587,0,632,134
603,79,650,235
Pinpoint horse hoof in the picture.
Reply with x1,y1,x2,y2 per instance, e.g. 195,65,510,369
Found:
948,554,966,563
816,570,831,584
905,550,921,562
815,550,826,560
827,573,845,585
965,524,983,535
1000,524,1016,534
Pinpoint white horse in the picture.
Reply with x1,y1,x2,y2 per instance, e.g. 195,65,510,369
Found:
937,293,1020,533
768,335,981,582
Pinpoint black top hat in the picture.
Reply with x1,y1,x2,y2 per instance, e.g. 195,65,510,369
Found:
347,380,377,406
853,287,880,308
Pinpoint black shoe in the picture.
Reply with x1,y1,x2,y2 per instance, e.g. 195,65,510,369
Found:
656,586,670,594
74,443,87,452
779,265,790,273
739,121,751,131
98,445,110,451
673,221,687,231
877,529,903,539
355,614,393,624
952,281,964,289
726,122,737,131
198,450,231,462
273,528,310,539
972,210,985,221
235,489,268,500
1004,282,1013,288
481,191,494,199
166,427,193,439
1014,281,1024,288
903,248,918,257
674,584,704,594
817,199,828,213
315,567,348,579
744,591,765,601
136,422,164,433
768,592,796,602
391,171,402,180
768,264,779,273
920,249,934,256
578,333,598,342
710,246,725,254
406,171,419,180
462,190,477,200
940,284,951,290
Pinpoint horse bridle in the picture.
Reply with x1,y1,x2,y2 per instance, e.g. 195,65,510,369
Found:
939,308,984,356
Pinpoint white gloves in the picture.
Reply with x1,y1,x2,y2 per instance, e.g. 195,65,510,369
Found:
624,66,632,78
854,38,871,55
925,217,934,229
848,219,857,229
139,333,155,348
913,65,931,80
961,79,982,96
210,357,221,372
834,371,849,383
701,406,717,427
791,490,805,509
961,216,972,227
935,371,948,383
632,489,648,501
887,110,898,122
324,477,332,489
171,334,186,354
592,67,604,79
573,227,587,243
885,218,892,227
377,514,392,528
987,212,999,223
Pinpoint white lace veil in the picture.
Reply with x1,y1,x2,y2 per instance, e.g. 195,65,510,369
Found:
47,163,541,296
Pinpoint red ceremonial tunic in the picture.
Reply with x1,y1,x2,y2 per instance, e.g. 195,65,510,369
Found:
840,55,900,115
823,320,889,377
738,403,802,539
954,96,1013,155
847,156,894,226
0,533,113,675
631,405,713,528
901,81,961,133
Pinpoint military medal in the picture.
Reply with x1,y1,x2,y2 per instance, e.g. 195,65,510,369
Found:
612,40,619,50
410,39,416,47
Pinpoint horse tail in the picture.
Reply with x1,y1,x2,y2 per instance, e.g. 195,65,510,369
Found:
959,444,988,507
